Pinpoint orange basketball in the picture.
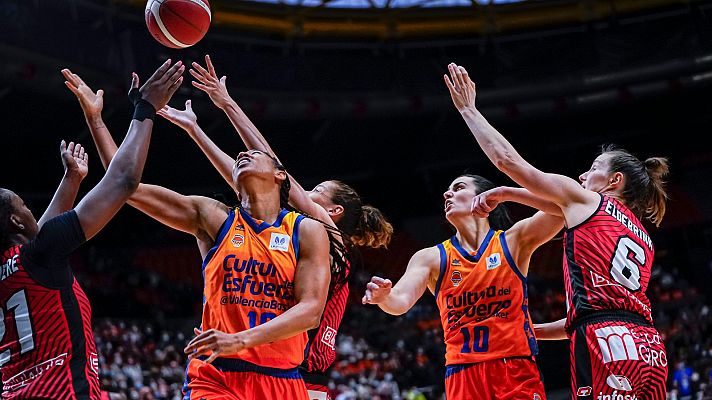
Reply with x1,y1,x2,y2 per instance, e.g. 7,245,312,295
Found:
145,0,211,49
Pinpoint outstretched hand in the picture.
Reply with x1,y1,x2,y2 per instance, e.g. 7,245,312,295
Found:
157,100,198,132
62,69,104,117
133,59,185,110
190,55,232,109
444,63,477,112
60,140,89,180
362,276,393,305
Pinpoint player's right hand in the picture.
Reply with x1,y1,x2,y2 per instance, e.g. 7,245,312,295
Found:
134,59,185,110
157,100,198,132
362,276,393,305
190,54,232,109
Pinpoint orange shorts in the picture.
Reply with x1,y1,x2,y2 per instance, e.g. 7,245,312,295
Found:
183,357,309,400
445,357,546,400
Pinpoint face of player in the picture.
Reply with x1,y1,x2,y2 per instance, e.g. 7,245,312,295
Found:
443,176,478,221
231,150,284,189
308,181,341,222
579,153,615,192
8,192,39,240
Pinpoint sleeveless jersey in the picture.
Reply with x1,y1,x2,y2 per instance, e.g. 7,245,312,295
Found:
563,195,655,330
0,245,100,399
303,265,350,373
435,230,538,366
201,208,307,369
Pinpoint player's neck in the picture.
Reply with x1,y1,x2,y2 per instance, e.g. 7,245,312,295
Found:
453,218,490,253
6,233,30,247
239,190,282,223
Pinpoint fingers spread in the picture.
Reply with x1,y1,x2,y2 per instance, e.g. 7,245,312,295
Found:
147,59,172,83
205,54,216,77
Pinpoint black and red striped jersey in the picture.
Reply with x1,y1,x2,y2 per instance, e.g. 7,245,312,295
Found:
563,195,655,331
303,277,349,373
0,211,100,399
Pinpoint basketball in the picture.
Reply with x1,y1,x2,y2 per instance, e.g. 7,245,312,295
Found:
145,0,211,49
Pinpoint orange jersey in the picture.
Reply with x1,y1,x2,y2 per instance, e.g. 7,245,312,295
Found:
201,208,307,369
435,229,538,366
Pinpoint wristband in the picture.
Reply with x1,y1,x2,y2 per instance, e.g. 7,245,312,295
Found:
128,88,156,121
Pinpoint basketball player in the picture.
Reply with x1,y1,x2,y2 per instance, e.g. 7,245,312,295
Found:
363,172,563,399
66,74,332,399
0,59,184,399
445,63,669,399
158,54,393,400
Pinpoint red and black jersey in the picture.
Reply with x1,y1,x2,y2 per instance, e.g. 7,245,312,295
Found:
303,276,349,374
563,195,655,332
0,211,100,399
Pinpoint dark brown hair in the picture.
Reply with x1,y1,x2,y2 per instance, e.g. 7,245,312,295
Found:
328,180,393,249
0,188,15,251
459,174,513,231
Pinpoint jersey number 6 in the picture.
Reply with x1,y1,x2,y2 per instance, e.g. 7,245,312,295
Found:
610,236,645,291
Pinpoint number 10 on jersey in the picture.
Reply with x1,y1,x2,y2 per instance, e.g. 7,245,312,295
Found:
460,326,489,353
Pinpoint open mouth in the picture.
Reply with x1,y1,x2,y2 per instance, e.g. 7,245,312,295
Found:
236,157,251,168
444,200,454,212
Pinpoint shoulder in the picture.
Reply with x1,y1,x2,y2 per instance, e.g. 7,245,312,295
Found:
297,218,328,242
410,246,442,267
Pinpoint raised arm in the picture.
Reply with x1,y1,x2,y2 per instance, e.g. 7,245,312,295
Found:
64,70,228,243
65,60,184,240
188,55,330,221
362,247,440,315
37,141,89,228
444,64,598,221
184,217,331,363
157,100,235,187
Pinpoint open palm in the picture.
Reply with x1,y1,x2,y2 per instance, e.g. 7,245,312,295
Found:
158,100,198,132
60,140,89,180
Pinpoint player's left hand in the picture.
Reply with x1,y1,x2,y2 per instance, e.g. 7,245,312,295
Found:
184,327,246,364
62,69,104,118
60,140,88,180
444,63,477,112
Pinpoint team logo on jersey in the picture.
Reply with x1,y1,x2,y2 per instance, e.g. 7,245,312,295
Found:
322,326,337,350
269,233,290,252
235,224,245,231
595,326,639,363
606,374,633,391
451,270,462,286
486,253,501,270
231,234,244,247
451,259,461,267
576,386,593,397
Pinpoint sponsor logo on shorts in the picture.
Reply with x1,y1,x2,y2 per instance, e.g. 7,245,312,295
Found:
606,374,633,391
594,326,639,363
576,386,593,397
451,270,462,287
596,391,637,400
486,253,501,270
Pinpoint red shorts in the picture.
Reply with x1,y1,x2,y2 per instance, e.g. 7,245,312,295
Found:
445,357,546,400
569,315,667,400
183,357,309,400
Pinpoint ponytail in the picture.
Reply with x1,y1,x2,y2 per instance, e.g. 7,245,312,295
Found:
643,157,670,227
351,205,393,249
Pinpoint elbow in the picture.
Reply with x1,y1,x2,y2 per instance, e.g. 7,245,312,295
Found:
304,306,323,330
116,175,140,195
